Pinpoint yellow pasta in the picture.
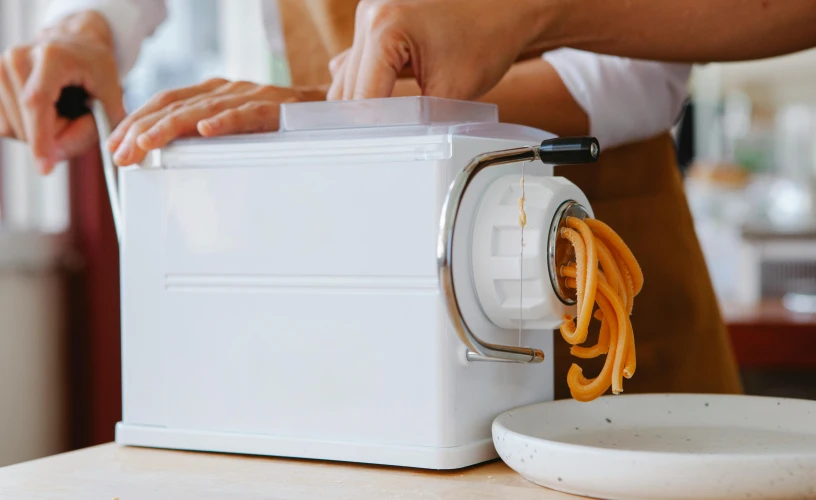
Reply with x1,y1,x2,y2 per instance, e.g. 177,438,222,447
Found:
558,216,642,401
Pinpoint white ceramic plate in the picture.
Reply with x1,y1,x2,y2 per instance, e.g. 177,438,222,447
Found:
493,394,816,500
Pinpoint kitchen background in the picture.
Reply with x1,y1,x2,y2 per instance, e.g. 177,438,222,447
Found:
1,0,815,468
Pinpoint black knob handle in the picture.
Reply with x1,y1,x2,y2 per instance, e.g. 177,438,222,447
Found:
55,85,91,120
538,137,600,165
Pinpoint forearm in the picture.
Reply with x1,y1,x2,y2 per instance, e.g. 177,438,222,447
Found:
535,0,816,63
478,59,588,137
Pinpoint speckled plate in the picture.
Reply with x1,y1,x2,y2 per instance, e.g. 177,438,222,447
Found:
493,394,816,500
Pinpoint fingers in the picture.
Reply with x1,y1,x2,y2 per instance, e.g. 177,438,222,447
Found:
328,50,349,78
136,95,250,148
111,80,305,165
0,102,8,136
96,80,127,136
112,91,222,162
0,45,34,141
0,23,123,174
82,49,126,128
327,59,348,101
328,1,412,100
197,101,283,137
341,44,364,101
327,50,350,100
0,62,26,140
53,115,99,160
20,42,82,173
341,4,370,100
0,64,9,137
113,91,259,166
107,77,227,153
351,32,408,100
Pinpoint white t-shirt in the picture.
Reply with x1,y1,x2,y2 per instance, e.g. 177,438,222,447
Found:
43,0,691,149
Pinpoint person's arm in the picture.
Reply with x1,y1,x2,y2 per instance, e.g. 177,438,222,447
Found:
476,58,589,139
534,0,816,63
327,0,816,101
42,0,167,77
393,52,688,150
108,49,684,164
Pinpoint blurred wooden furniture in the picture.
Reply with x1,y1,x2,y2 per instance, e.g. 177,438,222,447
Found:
67,150,121,448
0,444,582,499
722,300,816,370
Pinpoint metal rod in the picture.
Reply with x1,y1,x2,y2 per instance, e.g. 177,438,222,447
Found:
90,100,122,243
54,88,122,243
437,147,545,363
547,200,589,305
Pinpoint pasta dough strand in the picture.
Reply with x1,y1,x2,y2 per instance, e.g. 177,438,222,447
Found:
558,216,642,401
558,227,589,345
595,237,627,310
585,218,643,295
567,217,598,343
566,285,620,401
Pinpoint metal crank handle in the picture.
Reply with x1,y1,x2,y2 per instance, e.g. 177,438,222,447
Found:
438,136,600,364
55,86,122,243
538,137,599,164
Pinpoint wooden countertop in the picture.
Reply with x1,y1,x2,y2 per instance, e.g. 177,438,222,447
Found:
0,443,583,499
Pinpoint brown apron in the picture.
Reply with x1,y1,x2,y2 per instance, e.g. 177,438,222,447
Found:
278,0,357,86
277,0,743,399
554,135,742,398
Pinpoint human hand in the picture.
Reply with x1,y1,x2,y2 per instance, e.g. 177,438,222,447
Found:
326,0,554,101
0,11,124,174
107,80,325,166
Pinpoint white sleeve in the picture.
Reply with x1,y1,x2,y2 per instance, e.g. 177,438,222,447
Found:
41,0,168,78
543,48,691,150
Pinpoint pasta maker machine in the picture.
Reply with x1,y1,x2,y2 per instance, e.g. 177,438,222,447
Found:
66,93,599,469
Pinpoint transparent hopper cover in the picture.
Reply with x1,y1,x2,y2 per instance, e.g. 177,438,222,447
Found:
279,96,498,131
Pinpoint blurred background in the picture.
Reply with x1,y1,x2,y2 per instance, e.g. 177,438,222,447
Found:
0,0,283,468
683,54,816,403
1,0,815,469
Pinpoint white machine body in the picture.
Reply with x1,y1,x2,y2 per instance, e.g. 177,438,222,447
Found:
115,97,587,469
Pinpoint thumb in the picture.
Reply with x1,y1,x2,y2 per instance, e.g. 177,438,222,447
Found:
352,38,410,100
53,115,100,161
100,92,126,128
329,50,350,78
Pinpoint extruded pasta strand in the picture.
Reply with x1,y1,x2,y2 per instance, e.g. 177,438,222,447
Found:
557,216,642,401
567,217,598,342
597,279,629,394
623,312,636,379
595,237,627,310
558,227,589,345
566,286,620,401
570,315,610,359
585,218,643,295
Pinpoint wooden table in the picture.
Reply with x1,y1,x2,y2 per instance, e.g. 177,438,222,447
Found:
0,444,583,499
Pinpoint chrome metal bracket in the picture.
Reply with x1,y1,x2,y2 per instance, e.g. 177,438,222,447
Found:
548,200,590,306
437,137,599,364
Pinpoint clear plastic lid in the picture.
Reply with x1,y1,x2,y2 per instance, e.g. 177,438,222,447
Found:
279,96,498,131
